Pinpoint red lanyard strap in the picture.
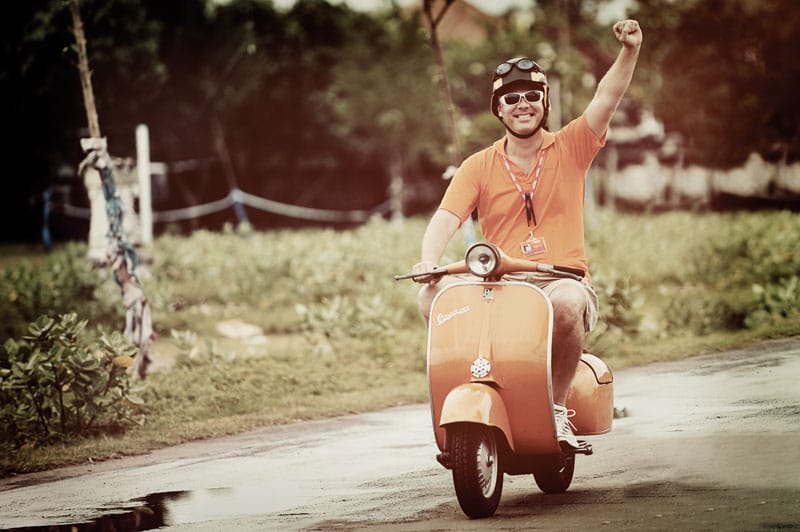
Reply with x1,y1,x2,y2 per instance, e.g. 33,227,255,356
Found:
501,150,547,228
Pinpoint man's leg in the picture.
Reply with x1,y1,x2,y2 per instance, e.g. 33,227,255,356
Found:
548,282,589,405
544,279,598,448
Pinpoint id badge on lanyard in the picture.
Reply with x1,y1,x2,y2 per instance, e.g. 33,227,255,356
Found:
501,151,548,257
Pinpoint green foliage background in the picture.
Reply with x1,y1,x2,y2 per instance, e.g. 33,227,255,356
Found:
4,0,800,241
1,211,799,473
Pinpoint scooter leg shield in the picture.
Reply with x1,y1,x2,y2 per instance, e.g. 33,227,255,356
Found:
440,383,515,451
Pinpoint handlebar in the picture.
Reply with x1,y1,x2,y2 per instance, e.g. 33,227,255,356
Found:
393,263,467,281
396,243,585,282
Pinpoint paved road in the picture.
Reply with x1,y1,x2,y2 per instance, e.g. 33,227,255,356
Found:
1,337,799,530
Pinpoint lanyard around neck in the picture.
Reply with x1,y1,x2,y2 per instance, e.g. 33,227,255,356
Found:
500,149,547,228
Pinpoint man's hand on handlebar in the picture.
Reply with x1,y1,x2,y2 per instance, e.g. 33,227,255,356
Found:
411,260,440,285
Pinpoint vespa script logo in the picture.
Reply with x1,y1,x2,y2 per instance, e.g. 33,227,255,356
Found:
436,306,471,326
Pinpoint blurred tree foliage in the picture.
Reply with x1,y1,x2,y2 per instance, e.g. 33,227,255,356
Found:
327,7,450,210
633,0,800,168
2,0,799,241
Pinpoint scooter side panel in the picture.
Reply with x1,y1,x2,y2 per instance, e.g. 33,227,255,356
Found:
428,282,561,455
567,354,614,435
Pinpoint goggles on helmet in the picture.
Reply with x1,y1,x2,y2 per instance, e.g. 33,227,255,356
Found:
499,90,544,106
494,58,542,79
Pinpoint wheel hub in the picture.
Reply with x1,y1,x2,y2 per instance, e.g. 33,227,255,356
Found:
476,436,498,497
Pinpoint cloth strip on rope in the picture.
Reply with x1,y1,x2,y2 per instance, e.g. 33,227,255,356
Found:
79,137,154,379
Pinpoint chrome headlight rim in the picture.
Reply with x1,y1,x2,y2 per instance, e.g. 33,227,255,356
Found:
465,242,500,278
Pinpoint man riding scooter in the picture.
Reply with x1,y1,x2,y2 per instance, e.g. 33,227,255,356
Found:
412,19,643,449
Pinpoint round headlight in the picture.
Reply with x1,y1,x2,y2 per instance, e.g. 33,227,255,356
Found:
465,243,500,277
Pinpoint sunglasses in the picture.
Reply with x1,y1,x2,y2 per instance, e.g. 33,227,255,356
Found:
499,90,543,106
495,58,539,77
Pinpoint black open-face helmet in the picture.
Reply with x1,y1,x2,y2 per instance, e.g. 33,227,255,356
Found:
491,57,550,132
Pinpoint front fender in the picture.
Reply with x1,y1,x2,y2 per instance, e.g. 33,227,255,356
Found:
440,383,515,451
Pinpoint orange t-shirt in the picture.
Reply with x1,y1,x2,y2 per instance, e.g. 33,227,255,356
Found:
439,113,606,275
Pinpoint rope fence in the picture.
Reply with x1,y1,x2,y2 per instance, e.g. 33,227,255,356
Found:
48,187,393,225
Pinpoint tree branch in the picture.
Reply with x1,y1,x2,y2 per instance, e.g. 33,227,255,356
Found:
424,0,455,30
68,0,101,138
422,0,461,163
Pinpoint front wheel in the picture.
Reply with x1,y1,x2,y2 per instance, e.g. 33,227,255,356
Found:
451,424,503,518
533,452,575,493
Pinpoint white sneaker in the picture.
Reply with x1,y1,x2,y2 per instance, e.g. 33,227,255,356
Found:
554,404,580,449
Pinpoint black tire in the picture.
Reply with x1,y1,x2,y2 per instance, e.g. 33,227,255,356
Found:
451,425,503,518
533,452,575,493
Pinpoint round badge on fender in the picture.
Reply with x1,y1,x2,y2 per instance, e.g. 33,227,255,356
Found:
470,358,491,378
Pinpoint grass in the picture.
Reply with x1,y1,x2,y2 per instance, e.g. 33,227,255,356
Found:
1,210,799,475
0,244,48,269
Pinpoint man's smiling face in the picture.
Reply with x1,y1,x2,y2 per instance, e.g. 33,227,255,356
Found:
497,89,545,136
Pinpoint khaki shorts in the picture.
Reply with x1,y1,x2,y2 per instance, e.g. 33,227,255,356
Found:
502,272,599,333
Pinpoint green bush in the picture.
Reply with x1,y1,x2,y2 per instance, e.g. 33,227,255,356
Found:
148,217,428,334
0,243,123,341
0,313,144,446
683,211,800,330
662,291,747,334
746,276,800,328
592,273,643,334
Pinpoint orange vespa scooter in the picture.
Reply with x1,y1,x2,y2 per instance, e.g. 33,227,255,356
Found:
397,242,613,518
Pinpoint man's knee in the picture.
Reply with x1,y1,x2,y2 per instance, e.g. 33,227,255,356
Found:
417,277,461,322
418,284,436,321
548,282,589,323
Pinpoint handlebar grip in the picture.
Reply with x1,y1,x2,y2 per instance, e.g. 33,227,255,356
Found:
394,267,448,281
536,263,585,280
553,265,585,278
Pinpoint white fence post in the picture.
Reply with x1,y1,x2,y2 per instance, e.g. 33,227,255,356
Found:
136,123,153,246
84,166,108,261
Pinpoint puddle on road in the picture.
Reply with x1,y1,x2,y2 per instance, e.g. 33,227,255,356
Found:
5,487,302,531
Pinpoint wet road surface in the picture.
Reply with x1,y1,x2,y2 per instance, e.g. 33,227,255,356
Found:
1,336,799,530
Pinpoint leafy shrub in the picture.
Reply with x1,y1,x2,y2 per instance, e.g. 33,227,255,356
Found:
746,276,800,328
0,243,123,341
662,292,746,334
0,313,144,446
297,293,404,360
170,328,235,369
586,210,800,336
691,213,799,285
149,217,428,334
683,211,800,330
592,274,643,334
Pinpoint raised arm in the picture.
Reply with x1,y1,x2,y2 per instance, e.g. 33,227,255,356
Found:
585,19,643,138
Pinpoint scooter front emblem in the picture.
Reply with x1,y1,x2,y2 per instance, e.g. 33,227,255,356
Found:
470,357,491,378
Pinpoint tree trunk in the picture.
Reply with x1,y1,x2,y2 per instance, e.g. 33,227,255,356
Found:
422,0,475,244
69,0,107,258
423,0,461,164
69,0,100,138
